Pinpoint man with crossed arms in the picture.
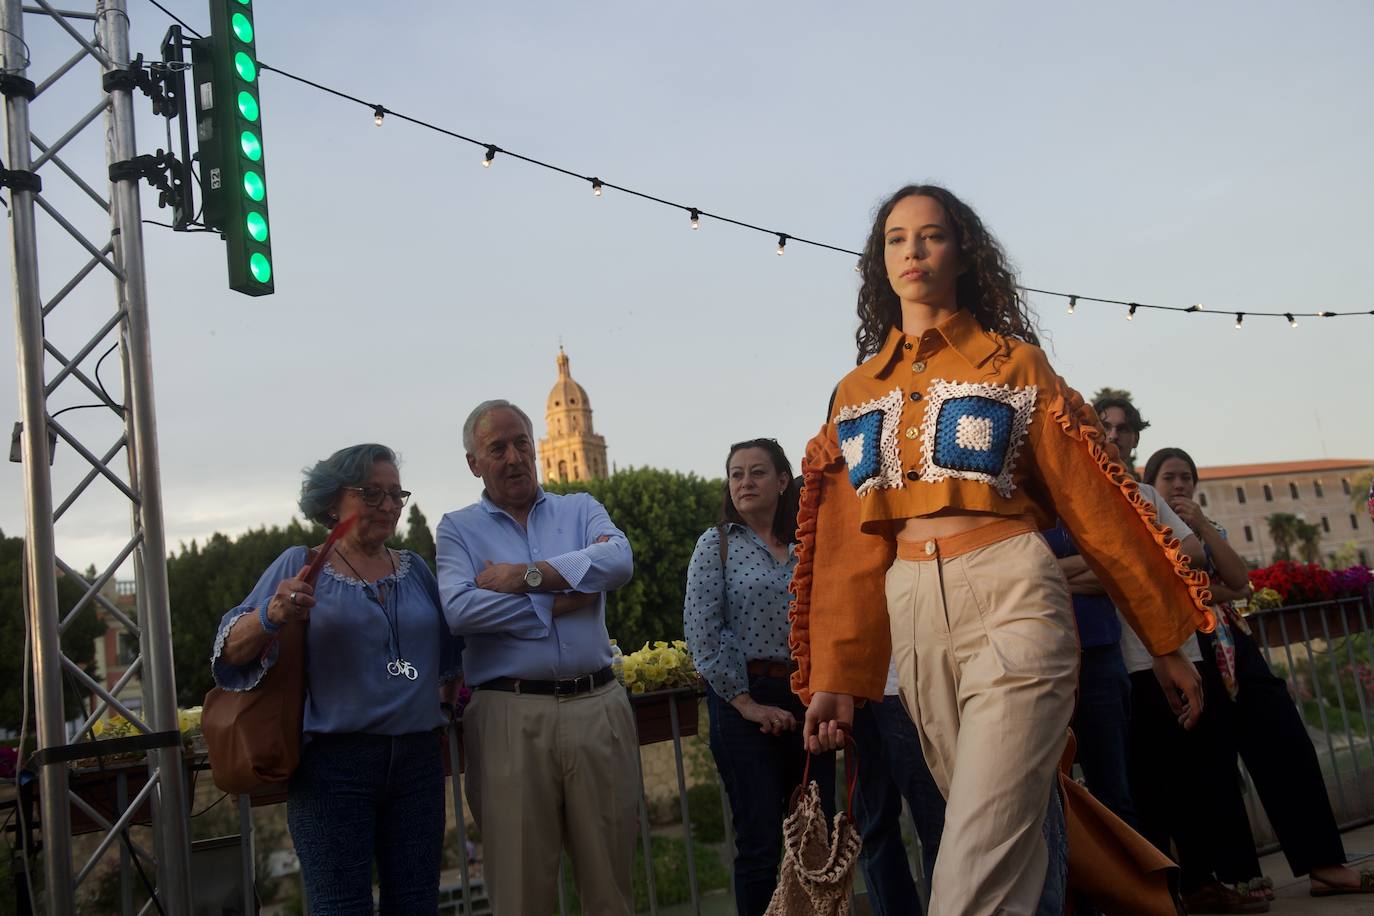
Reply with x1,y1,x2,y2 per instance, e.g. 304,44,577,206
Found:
438,399,638,915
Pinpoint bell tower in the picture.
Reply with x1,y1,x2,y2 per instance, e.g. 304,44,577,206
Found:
540,347,609,482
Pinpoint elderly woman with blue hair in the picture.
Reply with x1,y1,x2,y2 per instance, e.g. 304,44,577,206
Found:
211,443,459,914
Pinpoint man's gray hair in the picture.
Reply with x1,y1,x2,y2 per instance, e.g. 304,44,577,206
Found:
462,399,535,453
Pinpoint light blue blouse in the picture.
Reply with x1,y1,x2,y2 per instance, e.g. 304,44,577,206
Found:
682,524,797,700
211,546,460,737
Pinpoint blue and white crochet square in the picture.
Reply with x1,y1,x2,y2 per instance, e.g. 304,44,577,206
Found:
919,380,1037,497
834,387,905,497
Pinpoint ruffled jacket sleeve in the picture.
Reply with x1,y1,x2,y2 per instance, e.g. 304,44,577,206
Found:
1029,376,1214,655
788,424,896,704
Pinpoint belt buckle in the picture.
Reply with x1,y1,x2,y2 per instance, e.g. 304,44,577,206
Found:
557,674,590,696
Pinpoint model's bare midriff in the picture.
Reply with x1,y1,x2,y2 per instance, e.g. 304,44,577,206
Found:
895,509,1006,542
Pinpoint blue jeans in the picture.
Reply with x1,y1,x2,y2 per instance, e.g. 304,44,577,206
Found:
1071,643,1138,829
708,676,836,916
852,697,946,914
288,731,445,915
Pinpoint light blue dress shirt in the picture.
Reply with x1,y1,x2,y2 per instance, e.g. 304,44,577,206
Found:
436,488,633,684
210,547,460,737
682,524,797,700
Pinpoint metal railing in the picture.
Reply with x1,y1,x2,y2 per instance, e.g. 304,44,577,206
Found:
1243,593,1374,839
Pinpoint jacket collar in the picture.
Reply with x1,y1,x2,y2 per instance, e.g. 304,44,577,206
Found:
858,309,1001,378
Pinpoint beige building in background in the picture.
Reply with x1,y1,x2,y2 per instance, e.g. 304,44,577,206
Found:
540,347,609,483
1194,459,1373,568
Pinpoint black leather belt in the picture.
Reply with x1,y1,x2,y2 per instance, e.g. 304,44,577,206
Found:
476,666,615,697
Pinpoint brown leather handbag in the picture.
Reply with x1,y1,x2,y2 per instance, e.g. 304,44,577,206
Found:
1059,731,1185,916
202,619,307,794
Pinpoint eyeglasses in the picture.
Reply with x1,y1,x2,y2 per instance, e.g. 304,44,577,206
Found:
342,485,411,508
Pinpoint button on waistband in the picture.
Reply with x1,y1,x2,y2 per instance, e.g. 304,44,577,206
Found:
924,540,936,556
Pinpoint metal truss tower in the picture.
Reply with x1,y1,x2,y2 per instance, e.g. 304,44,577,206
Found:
2,0,193,910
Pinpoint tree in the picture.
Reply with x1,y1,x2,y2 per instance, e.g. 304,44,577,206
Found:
1295,520,1323,564
546,467,722,650
393,504,436,569
0,531,109,730
1350,467,1374,512
1267,512,1300,562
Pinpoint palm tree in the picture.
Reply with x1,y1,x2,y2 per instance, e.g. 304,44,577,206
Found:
1295,520,1323,564
1267,512,1300,562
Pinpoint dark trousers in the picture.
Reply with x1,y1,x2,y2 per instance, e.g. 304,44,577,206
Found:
1127,667,1258,892
288,731,445,915
1071,644,1138,829
852,697,946,915
708,676,836,916
1197,628,1346,878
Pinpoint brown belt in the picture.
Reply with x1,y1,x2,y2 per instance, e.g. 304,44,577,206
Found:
746,660,795,679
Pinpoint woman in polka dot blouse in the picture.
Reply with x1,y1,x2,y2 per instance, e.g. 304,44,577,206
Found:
682,438,836,916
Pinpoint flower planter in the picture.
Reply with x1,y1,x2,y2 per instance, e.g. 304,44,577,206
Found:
630,686,701,746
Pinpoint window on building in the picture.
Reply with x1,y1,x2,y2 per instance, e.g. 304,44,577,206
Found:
1314,480,1324,498
1199,491,1208,507
1262,484,1273,502
116,632,138,666
1342,478,1352,496
1235,486,1247,504
1289,481,1299,499
1361,549,1371,566
1352,514,1360,531
1321,516,1330,533
1243,525,1254,543
557,460,568,482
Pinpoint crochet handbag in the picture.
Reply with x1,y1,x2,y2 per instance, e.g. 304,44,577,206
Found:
765,740,863,916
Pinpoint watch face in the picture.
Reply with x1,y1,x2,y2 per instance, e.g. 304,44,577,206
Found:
524,566,542,587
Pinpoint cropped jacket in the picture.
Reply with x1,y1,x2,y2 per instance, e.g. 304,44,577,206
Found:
789,310,1214,702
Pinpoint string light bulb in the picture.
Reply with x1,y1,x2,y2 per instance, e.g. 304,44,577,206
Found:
1234,312,1244,329
776,234,787,256
591,178,603,197
1319,310,1335,317
689,208,700,230
1066,295,1077,315
482,145,497,168
1186,303,1203,313
373,105,385,127
1126,303,1137,321
1286,313,1297,328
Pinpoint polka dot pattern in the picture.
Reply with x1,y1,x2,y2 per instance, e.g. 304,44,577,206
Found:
682,524,798,700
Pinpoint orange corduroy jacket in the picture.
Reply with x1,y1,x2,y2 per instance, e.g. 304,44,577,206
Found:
789,310,1214,703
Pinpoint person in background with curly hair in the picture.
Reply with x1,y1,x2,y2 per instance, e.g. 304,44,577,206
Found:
1146,447,1372,899
683,438,836,916
791,184,1214,915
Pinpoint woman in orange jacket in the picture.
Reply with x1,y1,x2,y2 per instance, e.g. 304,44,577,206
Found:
791,184,1214,916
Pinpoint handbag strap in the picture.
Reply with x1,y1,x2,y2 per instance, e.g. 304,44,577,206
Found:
798,728,858,815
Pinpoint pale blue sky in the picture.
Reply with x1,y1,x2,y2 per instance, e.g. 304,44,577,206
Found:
3,1,1371,571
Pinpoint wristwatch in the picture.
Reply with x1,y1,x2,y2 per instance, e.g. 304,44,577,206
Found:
523,564,543,590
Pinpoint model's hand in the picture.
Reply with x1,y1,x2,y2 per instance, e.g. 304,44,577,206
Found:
476,561,527,593
1167,496,1208,534
731,695,797,736
266,566,315,626
802,691,854,753
1152,649,1204,730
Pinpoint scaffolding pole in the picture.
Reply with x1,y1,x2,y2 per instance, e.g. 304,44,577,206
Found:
2,0,194,910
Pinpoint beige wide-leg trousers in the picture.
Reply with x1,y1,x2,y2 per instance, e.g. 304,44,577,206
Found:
887,518,1079,916
464,679,641,916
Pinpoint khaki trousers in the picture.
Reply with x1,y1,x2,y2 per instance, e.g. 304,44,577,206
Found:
464,680,641,916
887,520,1079,916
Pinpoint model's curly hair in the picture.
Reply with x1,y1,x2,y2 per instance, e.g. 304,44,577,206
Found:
854,184,1039,363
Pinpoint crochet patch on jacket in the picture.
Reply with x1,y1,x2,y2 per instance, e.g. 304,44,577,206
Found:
919,380,1037,498
833,387,904,497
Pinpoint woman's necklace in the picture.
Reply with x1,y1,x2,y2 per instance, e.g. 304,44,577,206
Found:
333,546,417,681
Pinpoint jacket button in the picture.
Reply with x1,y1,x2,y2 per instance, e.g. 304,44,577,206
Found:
924,540,937,556
903,342,913,350
905,427,919,440
905,470,919,481
909,391,923,402
911,360,927,373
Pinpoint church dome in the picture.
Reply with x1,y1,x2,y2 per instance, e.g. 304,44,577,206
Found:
546,347,590,413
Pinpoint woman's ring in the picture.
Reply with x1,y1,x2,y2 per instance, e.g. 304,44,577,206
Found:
290,591,297,604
